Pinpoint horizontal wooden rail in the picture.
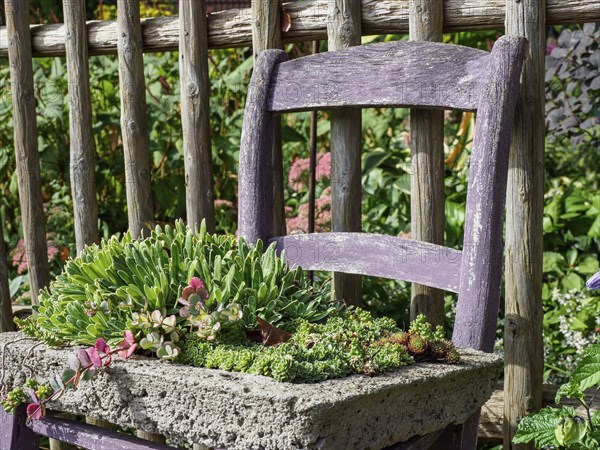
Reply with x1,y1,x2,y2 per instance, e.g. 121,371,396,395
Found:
270,233,462,293
29,415,172,450
0,0,597,57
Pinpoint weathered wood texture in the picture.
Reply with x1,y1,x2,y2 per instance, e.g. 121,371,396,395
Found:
452,37,528,353
117,0,154,239
504,1,546,449
269,43,489,113
0,405,39,450
179,0,215,233
238,50,289,244
408,0,445,329
251,0,286,238
28,415,172,450
5,0,50,303
479,383,600,445
328,0,363,307
63,0,99,255
0,0,596,57
0,219,14,332
271,233,462,293
240,36,527,363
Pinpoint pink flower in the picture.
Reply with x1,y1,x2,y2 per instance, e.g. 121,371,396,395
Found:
288,157,310,191
316,153,332,181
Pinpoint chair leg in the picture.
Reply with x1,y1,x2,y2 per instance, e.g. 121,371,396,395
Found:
0,405,40,450
458,411,481,449
429,422,464,450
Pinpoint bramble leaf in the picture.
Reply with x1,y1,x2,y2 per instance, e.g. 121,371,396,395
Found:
513,407,575,448
572,345,600,390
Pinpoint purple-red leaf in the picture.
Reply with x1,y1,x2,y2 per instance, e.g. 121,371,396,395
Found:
67,353,81,371
95,338,109,354
118,343,137,359
26,402,45,420
76,348,91,367
86,347,102,368
123,330,135,346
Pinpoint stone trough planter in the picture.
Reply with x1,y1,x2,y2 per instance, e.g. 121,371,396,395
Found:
0,332,502,450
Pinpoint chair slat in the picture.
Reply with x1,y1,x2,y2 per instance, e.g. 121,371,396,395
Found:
117,0,154,239
29,415,172,450
270,233,462,293
5,0,50,301
180,0,216,233
269,41,490,113
63,0,99,254
251,0,286,237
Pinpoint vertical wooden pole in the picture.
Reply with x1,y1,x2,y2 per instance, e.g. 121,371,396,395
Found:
505,1,545,448
408,0,445,328
0,219,15,332
118,3,163,443
251,0,286,237
5,0,50,303
327,0,362,307
180,0,216,233
63,0,99,254
64,0,109,440
117,0,154,239
308,41,319,236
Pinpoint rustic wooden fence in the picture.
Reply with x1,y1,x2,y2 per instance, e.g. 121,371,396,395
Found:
0,0,599,448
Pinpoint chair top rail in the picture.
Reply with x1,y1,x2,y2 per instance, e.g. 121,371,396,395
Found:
269,233,462,293
268,41,491,113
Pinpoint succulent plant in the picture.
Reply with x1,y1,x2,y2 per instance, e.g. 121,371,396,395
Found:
1,331,137,420
22,220,339,348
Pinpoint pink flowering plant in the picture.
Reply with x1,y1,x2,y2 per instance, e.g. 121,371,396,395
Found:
0,331,136,420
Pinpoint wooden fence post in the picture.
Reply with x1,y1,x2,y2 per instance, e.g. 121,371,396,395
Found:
327,0,363,307
63,1,110,442
0,219,14,332
63,0,99,254
117,0,154,240
408,0,445,327
118,3,163,442
505,1,545,448
5,0,50,303
251,0,286,238
180,0,215,233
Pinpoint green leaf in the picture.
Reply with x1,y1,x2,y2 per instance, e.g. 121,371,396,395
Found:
555,380,585,404
513,407,572,448
572,345,600,391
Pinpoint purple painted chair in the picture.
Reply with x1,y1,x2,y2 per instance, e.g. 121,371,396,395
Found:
238,37,527,448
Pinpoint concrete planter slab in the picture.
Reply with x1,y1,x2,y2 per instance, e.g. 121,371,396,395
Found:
0,332,501,449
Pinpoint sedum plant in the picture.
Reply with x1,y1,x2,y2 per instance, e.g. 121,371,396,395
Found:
21,221,339,348
179,311,460,383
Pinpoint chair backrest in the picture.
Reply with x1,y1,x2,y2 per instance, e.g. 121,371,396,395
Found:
238,37,527,352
